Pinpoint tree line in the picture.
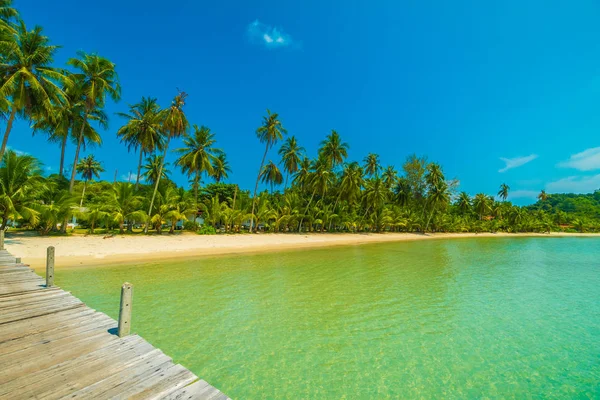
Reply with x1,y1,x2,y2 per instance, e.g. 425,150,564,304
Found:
0,1,597,235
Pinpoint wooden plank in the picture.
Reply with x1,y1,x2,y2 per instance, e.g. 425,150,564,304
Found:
113,364,198,400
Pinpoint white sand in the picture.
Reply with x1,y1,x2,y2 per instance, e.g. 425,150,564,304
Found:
6,231,596,270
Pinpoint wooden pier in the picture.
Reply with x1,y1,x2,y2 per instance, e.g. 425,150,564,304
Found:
0,245,230,399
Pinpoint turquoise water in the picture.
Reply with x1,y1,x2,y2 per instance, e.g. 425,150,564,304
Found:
55,238,600,398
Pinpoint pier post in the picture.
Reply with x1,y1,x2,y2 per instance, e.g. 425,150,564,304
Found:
15,257,20,263
0,230,4,250
118,282,133,337
46,246,55,287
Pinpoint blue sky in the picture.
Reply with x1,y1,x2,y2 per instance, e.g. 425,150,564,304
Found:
11,0,600,204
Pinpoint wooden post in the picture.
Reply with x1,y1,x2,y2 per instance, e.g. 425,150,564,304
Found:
46,246,55,287
118,282,133,337
15,257,20,263
0,229,4,250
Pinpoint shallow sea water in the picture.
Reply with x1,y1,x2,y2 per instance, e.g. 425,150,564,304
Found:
55,237,600,398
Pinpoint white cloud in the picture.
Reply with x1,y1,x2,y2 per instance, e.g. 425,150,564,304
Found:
507,190,539,200
7,146,27,156
247,20,294,49
557,147,600,171
546,174,600,194
45,166,52,172
121,172,143,182
498,154,538,173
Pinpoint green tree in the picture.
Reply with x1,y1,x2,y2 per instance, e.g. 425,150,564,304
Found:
498,183,510,202
67,52,121,192
143,154,170,186
260,160,283,194
116,97,163,190
211,152,231,183
364,153,381,178
250,110,286,232
75,154,104,207
109,182,145,233
0,22,70,160
319,130,348,169
278,136,304,189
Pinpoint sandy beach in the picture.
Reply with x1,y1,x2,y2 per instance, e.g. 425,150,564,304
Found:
5,231,596,270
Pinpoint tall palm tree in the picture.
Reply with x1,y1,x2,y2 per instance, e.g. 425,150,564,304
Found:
473,193,490,220
538,190,548,202
364,153,381,178
260,160,283,194
456,191,471,215
0,21,70,160
292,156,311,191
0,1,17,34
250,110,286,232
75,154,104,207
116,97,163,190
382,166,398,189
174,124,218,204
319,130,348,169
498,183,510,202
109,182,146,233
299,158,332,231
143,154,170,186
278,136,304,189
66,52,121,192
211,152,231,183
146,91,188,232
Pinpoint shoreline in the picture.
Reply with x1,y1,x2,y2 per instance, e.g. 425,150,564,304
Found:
6,231,597,271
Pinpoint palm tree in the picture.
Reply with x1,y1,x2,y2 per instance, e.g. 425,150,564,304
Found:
143,154,170,186
0,1,17,34
109,182,145,233
498,183,510,202
116,97,163,190
0,21,70,161
382,166,398,189
66,52,121,192
538,190,548,202
278,136,304,189
75,154,104,207
425,181,450,231
211,152,231,183
299,158,332,231
250,110,286,232
175,125,218,204
319,130,348,169
260,160,283,194
0,150,43,229
473,193,490,220
292,157,311,191
364,153,380,178
146,91,188,232
456,191,471,215
164,187,194,233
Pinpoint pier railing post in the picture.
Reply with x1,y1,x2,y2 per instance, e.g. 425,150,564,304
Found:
0,229,4,250
118,282,133,337
46,246,55,287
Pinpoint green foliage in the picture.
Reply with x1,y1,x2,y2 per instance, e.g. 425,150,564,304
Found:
197,225,216,235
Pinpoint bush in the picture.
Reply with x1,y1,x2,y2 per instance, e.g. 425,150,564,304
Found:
197,225,216,235
183,220,199,231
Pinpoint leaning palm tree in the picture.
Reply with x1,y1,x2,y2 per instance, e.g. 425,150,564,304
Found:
75,154,104,207
0,21,70,161
143,154,170,186
116,97,164,190
260,160,283,194
473,193,490,220
174,125,218,204
250,110,286,232
498,183,510,202
108,182,146,233
278,136,304,189
66,52,120,192
211,152,231,183
363,153,381,178
319,130,348,170
146,91,188,232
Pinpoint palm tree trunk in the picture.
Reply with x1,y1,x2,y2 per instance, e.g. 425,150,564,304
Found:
298,188,316,232
69,115,87,192
59,133,68,176
328,192,343,231
0,106,17,162
194,170,199,207
135,149,144,190
79,180,87,207
250,144,269,233
145,136,171,233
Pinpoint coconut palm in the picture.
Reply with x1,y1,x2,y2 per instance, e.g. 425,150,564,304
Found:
109,182,146,233
75,154,104,207
0,21,70,161
143,154,170,186
456,191,471,215
363,153,380,178
259,160,283,194
211,152,231,183
66,52,120,192
164,187,194,234
473,193,490,220
498,183,510,202
538,190,548,202
382,166,398,189
146,91,188,232
278,136,304,189
0,150,43,229
319,130,348,169
175,125,218,204
0,1,17,34
292,157,311,191
116,97,163,189
250,110,286,232
299,158,332,231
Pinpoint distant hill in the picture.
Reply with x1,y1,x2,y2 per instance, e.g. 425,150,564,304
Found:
529,191,600,219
